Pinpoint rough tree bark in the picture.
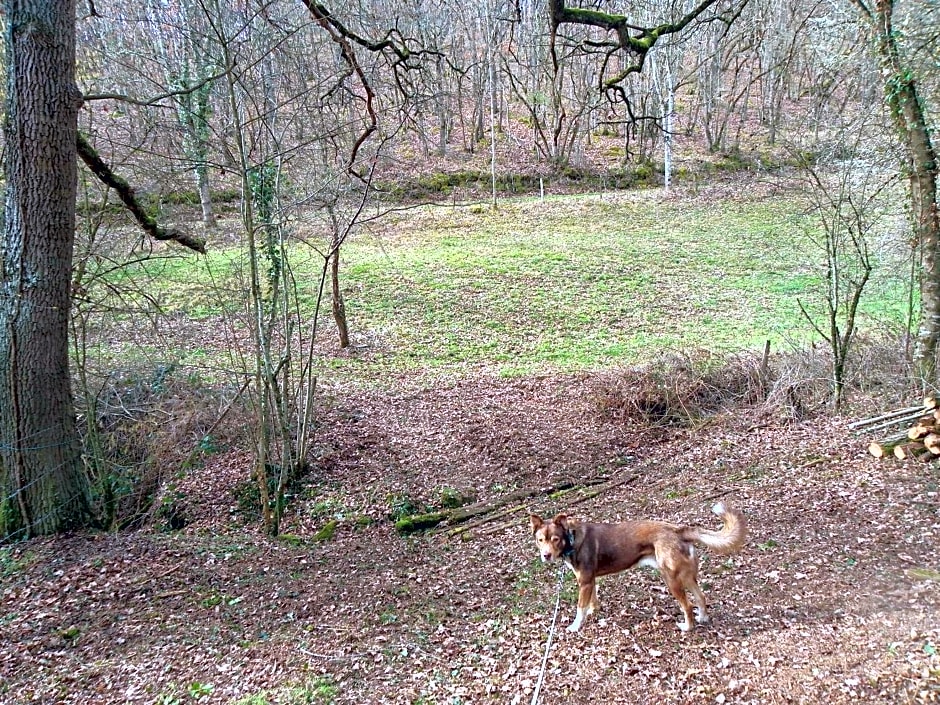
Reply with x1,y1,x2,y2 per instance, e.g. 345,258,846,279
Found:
864,0,940,386
0,0,90,538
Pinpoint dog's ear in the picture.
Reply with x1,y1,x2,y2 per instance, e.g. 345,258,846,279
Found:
552,514,568,529
529,514,543,533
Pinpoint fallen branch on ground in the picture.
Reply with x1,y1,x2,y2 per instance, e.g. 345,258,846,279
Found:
443,473,641,541
394,476,610,534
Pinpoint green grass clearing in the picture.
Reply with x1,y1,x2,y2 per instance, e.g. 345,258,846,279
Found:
86,191,913,383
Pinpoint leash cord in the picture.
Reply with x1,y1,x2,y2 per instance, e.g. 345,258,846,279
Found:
530,567,566,705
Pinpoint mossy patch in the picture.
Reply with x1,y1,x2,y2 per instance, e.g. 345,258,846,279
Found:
394,512,447,534
313,520,339,543
277,533,304,547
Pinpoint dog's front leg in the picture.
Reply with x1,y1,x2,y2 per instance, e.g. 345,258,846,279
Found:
568,579,597,632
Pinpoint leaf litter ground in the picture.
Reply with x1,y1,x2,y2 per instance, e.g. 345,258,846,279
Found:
1,373,939,704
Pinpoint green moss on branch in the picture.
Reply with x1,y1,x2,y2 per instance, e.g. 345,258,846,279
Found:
394,512,447,534
76,132,206,254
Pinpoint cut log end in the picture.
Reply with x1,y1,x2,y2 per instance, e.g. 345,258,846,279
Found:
894,443,932,461
924,433,940,455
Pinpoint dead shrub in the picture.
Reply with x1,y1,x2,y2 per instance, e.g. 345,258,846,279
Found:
766,331,918,418
841,330,917,405
590,329,920,426
761,345,833,420
588,350,770,425
77,365,248,530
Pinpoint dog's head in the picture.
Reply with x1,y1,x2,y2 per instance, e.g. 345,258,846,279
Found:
529,513,574,563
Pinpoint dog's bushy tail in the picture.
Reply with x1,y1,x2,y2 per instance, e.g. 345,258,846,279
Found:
680,503,747,555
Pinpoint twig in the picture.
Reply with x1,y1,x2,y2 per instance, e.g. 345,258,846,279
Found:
297,647,354,661
133,562,183,588
558,473,640,509
700,488,735,504
152,589,187,599
476,517,530,538
445,502,533,536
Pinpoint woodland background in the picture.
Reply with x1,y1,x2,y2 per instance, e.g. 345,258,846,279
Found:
0,0,939,703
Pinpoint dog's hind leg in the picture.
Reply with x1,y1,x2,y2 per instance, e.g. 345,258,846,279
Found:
679,550,709,625
688,580,709,625
663,573,696,632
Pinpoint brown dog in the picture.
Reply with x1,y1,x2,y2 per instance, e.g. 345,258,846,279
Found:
529,503,746,632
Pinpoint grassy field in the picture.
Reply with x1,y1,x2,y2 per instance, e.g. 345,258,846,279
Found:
105,188,913,382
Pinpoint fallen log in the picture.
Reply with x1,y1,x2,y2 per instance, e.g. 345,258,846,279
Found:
894,443,933,461
849,404,929,431
445,497,559,537
446,475,608,523
907,414,938,439
857,409,932,435
449,473,642,540
556,472,640,509
394,476,608,534
925,433,940,455
869,432,912,458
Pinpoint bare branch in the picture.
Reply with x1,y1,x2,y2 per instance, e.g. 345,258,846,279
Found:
82,69,228,107
548,0,742,90
301,2,377,174
76,133,206,254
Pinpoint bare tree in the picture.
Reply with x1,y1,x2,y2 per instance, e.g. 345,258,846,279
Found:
793,128,897,408
146,0,220,227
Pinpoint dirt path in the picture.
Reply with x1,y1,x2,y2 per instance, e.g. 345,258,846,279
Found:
1,374,938,704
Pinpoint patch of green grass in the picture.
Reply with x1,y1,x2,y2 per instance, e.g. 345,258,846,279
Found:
438,486,473,508
101,192,911,383
201,594,223,608
235,678,338,705
235,694,271,705
277,533,305,546
386,491,424,521
906,567,940,582
59,626,81,643
155,692,184,705
187,681,214,699
289,677,339,703
0,547,33,577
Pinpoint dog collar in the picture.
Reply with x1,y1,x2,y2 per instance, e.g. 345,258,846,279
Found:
562,529,576,558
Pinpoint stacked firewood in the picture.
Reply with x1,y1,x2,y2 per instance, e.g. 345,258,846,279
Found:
854,396,940,460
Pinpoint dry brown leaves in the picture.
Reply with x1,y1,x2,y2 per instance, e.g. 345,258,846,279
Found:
1,374,939,704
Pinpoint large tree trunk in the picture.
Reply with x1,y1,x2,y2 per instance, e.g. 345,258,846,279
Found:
0,0,90,539
874,0,940,386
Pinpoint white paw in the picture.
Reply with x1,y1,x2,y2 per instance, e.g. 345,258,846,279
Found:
567,620,582,633
677,620,693,632
695,613,710,625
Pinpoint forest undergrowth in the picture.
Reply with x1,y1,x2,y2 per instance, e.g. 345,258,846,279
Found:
1,182,938,704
